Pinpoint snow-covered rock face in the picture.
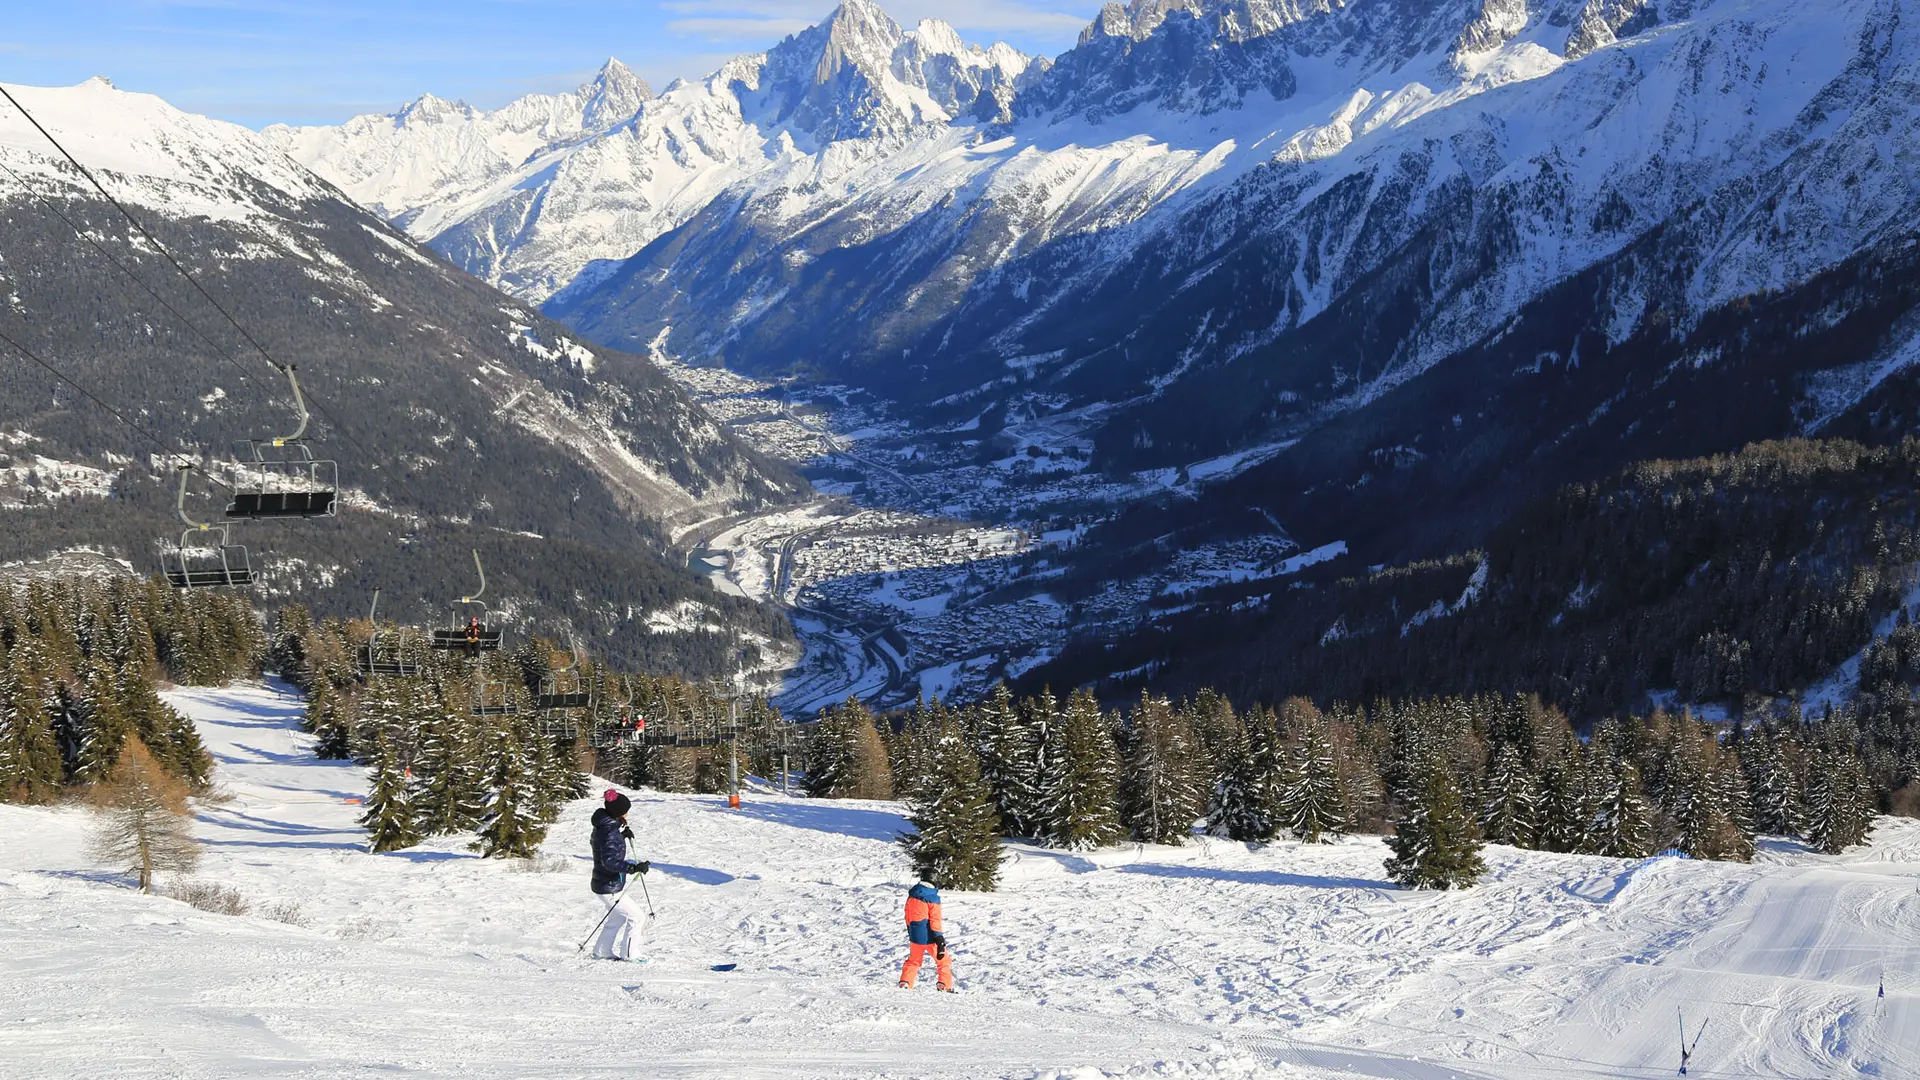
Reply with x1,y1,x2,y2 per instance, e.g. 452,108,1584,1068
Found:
264,59,653,228
278,3,1036,301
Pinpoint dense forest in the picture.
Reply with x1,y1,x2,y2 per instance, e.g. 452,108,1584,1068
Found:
0,575,261,802
1038,439,1920,725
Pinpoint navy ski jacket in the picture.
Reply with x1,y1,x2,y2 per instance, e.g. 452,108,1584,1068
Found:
590,807,630,895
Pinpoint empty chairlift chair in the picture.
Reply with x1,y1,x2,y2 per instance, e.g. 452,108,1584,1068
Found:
356,589,420,678
163,466,255,590
225,366,338,521
430,551,504,653
470,672,523,716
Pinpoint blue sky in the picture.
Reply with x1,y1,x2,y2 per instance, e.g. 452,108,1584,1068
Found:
4,0,1103,129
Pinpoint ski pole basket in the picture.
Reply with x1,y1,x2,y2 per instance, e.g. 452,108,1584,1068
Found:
224,366,338,520
162,466,255,589
430,550,503,652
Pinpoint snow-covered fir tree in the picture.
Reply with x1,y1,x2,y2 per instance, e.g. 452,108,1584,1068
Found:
1803,746,1875,854
1584,755,1656,858
1743,727,1805,836
1036,688,1123,850
1479,742,1540,847
0,651,61,804
1276,700,1349,843
361,729,419,853
972,684,1040,838
900,712,1005,891
472,720,549,859
803,697,893,800
1209,708,1286,842
1118,693,1203,845
1384,758,1486,890
410,709,485,836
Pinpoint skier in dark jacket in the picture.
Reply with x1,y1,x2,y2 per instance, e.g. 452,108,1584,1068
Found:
589,789,649,960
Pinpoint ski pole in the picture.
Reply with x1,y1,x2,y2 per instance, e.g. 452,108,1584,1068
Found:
638,869,656,920
577,882,630,953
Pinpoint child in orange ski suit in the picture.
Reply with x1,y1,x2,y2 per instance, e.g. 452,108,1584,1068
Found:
899,879,954,991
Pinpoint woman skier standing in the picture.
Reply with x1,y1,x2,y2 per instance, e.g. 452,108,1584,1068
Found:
590,789,650,961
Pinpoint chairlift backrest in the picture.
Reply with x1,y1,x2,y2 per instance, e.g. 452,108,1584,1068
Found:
163,466,255,590
431,551,503,652
226,367,338,521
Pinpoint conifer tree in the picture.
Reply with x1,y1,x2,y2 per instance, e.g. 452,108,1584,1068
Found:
803,697,892,800
1479,742,1540,847
1384,758,1486,890
1803,747,1875,854
73,660,132,785
411,710,485,835
1279,700,1350,843
899,713,1005,891
1585,757,1656,858
973,684,1040,837
472,721,549,859
1209,708,1286,842
304,680,354,760
1744,729,1804,836
0,651,61,803
1035,688,1123,850
361,730,420,853
1118,693,1203,845
88,735,199,891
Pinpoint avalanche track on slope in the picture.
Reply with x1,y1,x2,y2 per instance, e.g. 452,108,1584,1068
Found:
1,680,1915,1079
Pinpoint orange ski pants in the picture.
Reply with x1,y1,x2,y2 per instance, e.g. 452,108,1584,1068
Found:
898,943,953,989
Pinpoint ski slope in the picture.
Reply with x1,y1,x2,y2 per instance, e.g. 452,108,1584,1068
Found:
1,680,1915,1079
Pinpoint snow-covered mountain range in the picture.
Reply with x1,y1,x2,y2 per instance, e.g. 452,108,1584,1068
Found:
281,0,1920,487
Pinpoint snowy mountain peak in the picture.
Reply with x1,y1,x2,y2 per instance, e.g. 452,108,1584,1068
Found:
580,57,654,129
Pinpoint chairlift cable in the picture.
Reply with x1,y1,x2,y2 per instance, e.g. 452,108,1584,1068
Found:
0,323,232,489
0,85,376,465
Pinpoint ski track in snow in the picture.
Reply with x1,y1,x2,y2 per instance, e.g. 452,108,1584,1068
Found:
1,680,1915,1079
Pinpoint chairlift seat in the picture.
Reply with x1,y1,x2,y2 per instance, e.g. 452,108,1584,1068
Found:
536,692,593,710
431,627,502,651
227,489,336,520
165,565,257,589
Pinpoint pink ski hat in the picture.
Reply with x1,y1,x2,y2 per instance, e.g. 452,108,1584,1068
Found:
603,788,621,803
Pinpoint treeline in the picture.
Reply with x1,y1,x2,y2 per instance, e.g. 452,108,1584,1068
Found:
271,607,797,856
810,685,1894,892
0,576,262,803
1046,439,1920,722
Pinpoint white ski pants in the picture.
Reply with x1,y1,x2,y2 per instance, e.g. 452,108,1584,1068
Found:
591,893,644,960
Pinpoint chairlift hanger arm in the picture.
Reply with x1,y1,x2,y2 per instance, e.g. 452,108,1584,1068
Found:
462,550,487,604
272,364,310,446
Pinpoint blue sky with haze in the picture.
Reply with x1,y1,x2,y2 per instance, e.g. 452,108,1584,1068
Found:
5,1,1103,129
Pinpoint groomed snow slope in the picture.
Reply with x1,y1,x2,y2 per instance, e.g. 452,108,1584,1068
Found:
1,680,1915,1078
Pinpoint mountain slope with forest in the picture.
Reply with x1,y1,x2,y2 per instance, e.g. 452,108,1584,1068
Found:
0,78,803,677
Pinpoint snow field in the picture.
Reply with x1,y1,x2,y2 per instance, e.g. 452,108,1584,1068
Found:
2,680,1916,1079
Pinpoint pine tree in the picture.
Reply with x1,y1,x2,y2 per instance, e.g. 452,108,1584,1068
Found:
411,709,486,836
803,697,892,800
1585,757,1656,858
1118,693,1203,845
1277,701,1349,843
1384,759,1486,890
1479,742,1541,847
472,721,549,859
361,730,420,853
305,681,353,760
1209,708,1286,842
72,660,133,785
973,684,1040,837
0,649,62,804
1803,747,1875,854
899,713,1005,891
1035,688,1123,850
1744,728,1804,836
88,735,199,891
